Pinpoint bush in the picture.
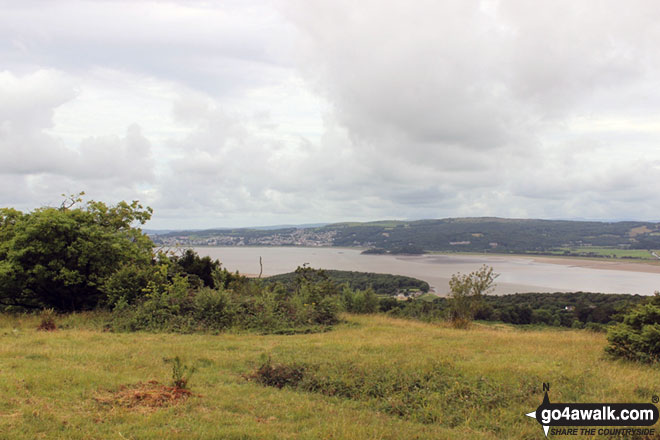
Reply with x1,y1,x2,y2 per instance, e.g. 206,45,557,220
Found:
606,293,660,362
342,286,379,313
192,287,234,329
245,355,305,389
447,265,498,328
110,267,343,333
170,249,221,288
102,263,159,308
0,195,153,311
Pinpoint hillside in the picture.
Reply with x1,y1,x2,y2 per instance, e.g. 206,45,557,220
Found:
151,217,660,258
2,313,659,439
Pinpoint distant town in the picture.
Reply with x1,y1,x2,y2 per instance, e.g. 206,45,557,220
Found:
151,228,337,247
149,217,660,260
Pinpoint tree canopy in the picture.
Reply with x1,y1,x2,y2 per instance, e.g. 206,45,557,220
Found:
0,195,153,311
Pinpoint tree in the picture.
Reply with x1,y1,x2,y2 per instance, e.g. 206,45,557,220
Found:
0,195,154,311
171,248,221,288
605,292,660,362
447,265,498,328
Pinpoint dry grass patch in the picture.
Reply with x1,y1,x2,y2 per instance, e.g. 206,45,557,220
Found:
93,380,196,410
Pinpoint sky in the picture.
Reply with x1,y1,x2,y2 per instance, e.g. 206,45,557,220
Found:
2,0,660,229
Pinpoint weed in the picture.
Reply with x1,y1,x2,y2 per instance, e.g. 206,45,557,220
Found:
164,356,196,389
244,354,305,389
36,308,57,331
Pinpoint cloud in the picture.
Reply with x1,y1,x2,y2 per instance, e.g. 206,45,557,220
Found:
3,1,660,226
0,0,294,96
0,69,78,175
273,0,660,221
0,69,156,210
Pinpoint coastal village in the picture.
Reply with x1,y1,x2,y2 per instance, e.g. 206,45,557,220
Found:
151,228,337,247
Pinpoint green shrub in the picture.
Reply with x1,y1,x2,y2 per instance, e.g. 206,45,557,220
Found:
170,249,221,288
606,293,660,362
164,356,196,389
0,195,153,312
315,296,342,324
192,287,234,328
109,269,343,333
102,263,160,308
342,286,379,313
245,355,305,389
447,265,498,328
584,322,606,333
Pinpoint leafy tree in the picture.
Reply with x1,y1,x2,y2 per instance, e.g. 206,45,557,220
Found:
0,194,153,311
170,248,221,288
447,265,498,328
605,292,660,362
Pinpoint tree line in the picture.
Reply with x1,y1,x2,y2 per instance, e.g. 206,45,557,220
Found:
1,195,658,362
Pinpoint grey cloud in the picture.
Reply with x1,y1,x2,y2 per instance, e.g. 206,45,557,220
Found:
0,1,294,96
272,0,660,221
4,1,660,227
75,124,155,184
0,69,156,211
0,70,79,174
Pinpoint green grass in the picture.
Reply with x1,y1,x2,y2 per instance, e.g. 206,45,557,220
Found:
1,313,659,439
441,248,660,264
554,247,660,260
415,293,438,302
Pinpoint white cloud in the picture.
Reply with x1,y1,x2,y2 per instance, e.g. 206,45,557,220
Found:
0,69,157,211
3,1,660,226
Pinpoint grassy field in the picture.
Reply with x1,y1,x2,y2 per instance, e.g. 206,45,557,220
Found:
553,247,660,260
1,313,659,439
444,249,660,265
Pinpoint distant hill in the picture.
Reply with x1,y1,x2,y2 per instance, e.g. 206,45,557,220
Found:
151,217,660,257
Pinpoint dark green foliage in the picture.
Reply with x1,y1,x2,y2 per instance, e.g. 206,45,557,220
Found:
341,286,379,313
606,293,660,362
264,269,429,295
0,195,153,311
384,291,645,328
485,292,641,326
102,263,160,308
329,218,660,253
110,264,344,333
170,249,220,288
245,355,306,389
268,266,380,315
386,297,448,321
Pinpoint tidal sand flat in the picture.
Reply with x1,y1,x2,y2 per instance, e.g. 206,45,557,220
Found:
192,247,660,296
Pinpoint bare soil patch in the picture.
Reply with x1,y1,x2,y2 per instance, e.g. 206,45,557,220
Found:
94,380,195,409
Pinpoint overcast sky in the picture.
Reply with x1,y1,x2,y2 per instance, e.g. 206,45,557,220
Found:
2,0,660,229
